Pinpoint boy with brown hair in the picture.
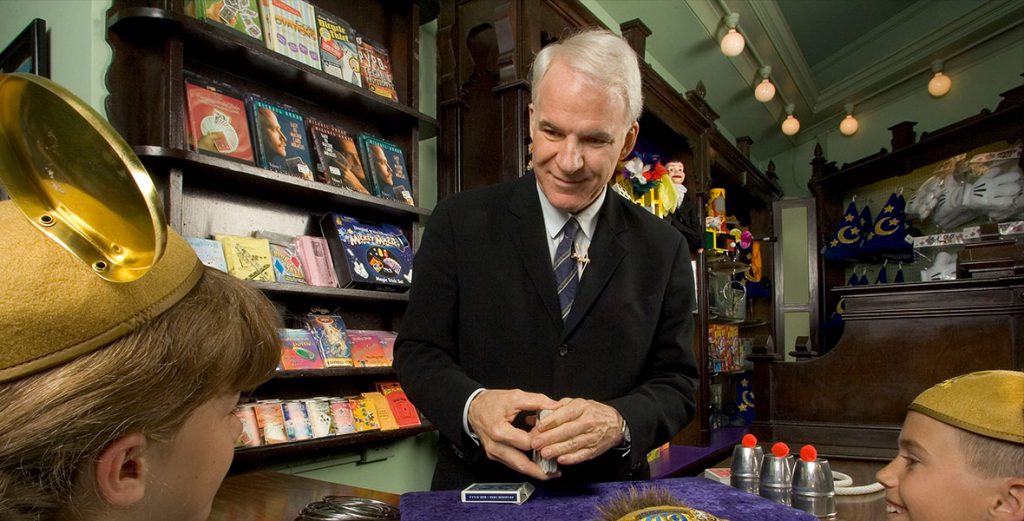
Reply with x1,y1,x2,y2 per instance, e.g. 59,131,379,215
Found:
0,73,282,521
877,370,1024,521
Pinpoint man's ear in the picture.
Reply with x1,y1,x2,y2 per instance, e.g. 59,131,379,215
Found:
93,433,149,508
618,121,639,161
991,479,1024,521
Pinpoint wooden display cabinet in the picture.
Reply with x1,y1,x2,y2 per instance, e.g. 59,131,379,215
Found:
751,78,1024,459
104,0,438,469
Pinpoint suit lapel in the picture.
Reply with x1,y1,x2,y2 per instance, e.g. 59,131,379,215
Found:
561,191,627,338
506,174,563,329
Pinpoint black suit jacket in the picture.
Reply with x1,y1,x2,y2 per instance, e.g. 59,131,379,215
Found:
394,172,698,489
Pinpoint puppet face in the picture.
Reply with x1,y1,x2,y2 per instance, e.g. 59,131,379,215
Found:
667,161,685,186
530,59,637,214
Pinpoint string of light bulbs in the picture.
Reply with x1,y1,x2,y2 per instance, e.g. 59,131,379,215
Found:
715,2,954,138
714,2,797,136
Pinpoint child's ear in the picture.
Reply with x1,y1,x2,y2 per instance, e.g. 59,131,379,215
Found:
93,433,150,507
991,478,1024,521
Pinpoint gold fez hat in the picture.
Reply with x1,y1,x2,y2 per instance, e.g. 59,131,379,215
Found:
909,370,1024,444
0,73,202,384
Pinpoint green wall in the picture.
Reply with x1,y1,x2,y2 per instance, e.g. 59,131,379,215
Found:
0,0,110,113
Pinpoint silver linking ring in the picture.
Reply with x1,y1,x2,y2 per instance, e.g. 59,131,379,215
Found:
295,495,400,520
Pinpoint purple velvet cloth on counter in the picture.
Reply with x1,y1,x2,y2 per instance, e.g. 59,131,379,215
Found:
400,477,815,520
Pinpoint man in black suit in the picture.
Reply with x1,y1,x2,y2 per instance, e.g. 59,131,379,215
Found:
394,28,697,490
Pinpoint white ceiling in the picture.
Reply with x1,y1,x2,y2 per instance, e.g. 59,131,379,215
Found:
590,0,1024,163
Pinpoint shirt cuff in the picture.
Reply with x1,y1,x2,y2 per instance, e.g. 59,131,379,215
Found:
463,387,486,445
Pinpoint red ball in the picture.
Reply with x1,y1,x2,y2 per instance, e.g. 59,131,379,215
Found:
742,434,757,448
800,445,818,462
771,442,789,458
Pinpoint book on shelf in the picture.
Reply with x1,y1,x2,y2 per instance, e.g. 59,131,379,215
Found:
215,234,274,281
329,398,356,434
362,391,399,431
253,231,306,284
184,77,254,163
294,235,338,287
306,118,374,194
304,398,336,438
187,0,262,41
358,37,398,102
320,213,414,292
246,96,314,181
282,400,313,441
185,237,228,272
358,134,414,205
375,331,396,363
314,9,362,87
258,0,320,70
375,381,422,428
349,396,381,432
303,313,354,367
253,401,288,445
278,328,324,370
347,331,390,367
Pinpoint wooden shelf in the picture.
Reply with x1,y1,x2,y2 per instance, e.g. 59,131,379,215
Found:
231,424,434,471
272,366,396,379
249,280,409,303
134,146,430,219
106,7,438,139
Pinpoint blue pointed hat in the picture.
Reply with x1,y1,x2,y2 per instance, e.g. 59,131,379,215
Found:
862,193,913,262
823,201,868,261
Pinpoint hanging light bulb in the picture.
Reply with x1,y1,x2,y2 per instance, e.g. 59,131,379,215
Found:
928,60,952,97
781,104,800,136
839,103,859,136
754,65,775,103
720,13,745,57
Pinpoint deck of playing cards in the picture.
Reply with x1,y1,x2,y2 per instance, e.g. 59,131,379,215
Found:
532,409,558,475
460,482,535,504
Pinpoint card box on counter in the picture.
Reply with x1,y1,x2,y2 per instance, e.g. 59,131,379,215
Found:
319,213,413,292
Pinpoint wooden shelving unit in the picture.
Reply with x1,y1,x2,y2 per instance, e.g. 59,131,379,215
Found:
105,0,438,468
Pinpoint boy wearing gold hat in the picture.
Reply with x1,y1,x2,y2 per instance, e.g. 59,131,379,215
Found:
876,370,1024,521
0,74,282,520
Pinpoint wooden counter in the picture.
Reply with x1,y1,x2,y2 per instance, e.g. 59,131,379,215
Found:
209,471,399,521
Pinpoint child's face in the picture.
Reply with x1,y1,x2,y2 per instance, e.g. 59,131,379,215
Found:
877,411,1004,520
143,391,242,520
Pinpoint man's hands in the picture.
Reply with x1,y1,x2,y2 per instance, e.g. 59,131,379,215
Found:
531,397,625,465
468,391,625,479
468,389,561,480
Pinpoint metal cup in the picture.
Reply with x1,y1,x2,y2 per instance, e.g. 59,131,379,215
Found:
729,443,763,494
791,458,837,517
758,454,794,505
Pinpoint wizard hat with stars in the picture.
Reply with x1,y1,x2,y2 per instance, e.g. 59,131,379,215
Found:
823,201,870,261
861,192,914,262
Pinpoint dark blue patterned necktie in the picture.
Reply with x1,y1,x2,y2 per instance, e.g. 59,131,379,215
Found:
553,218,580,321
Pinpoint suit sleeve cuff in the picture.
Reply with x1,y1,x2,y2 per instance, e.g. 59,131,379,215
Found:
463,387,486,445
